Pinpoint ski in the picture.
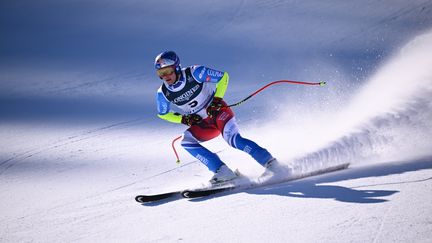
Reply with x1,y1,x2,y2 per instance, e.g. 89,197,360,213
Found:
135,191,180,203
135,180,238,203
181,163,350,199
182,184,236,198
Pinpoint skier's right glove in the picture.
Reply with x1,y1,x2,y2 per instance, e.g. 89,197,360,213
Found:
181,114,203,126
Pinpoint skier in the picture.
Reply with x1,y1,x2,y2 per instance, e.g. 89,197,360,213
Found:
154,51,278,183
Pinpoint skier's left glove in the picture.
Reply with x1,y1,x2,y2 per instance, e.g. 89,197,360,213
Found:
206,97,224,118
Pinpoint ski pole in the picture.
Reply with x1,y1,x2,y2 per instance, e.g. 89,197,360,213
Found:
227,80,326,108
172,79,326,163
171,135,183,164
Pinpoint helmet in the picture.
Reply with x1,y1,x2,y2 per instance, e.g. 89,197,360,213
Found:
154,51,181,75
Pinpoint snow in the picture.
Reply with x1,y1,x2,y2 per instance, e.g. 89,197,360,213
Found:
1,0,432,242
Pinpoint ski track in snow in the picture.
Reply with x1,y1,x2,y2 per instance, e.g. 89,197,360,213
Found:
0,118,147,175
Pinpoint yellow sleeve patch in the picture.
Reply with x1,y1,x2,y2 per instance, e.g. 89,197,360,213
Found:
214,72,229,98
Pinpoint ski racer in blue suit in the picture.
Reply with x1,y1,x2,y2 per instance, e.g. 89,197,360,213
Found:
154,51,276,183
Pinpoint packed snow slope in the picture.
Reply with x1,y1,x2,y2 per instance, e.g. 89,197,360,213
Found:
1,0,432,242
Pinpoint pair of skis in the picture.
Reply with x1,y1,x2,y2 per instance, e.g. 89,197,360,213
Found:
135,180,237,203
135,163,350,204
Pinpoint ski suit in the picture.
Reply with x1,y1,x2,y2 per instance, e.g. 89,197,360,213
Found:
156,65,273,172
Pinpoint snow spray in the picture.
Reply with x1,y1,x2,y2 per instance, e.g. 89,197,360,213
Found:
285,30,432,174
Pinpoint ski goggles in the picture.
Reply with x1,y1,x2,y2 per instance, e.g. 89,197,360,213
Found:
155,58,176,69
157,66,175,77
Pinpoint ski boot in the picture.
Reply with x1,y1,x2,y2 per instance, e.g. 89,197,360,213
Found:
262,158,290,177
209,165,238,184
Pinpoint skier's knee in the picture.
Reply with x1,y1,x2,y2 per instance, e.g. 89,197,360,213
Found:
222,118,239,145
181,131,199,148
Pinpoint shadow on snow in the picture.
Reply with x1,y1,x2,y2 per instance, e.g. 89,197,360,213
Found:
188,156,432,204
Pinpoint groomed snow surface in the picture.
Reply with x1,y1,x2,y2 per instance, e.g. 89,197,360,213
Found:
1,1,432,242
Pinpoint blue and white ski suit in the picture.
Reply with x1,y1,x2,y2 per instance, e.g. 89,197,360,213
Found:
156,65,273,172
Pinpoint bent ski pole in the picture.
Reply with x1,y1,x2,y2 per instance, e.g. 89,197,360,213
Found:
172,135,183,164
228,80,326,107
